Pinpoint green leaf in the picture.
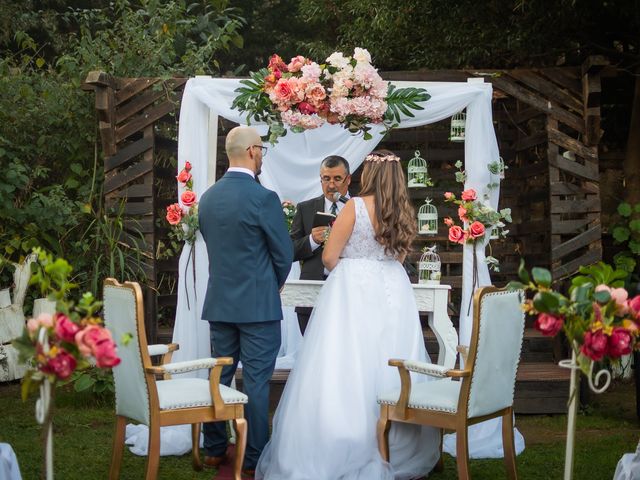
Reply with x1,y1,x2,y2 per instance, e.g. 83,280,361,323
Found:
517,259,530,284
533,291,560,312
618,202,632,217
629,219,640,232
593,290,611,304
613,226,631,243
506,281,524,290
35,57,45,68
74,373,96,392
629,239,640,255
531,267,552,288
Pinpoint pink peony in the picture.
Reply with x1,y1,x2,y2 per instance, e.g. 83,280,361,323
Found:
176,168,191,184
461,189,477,201
468,221,485,239
444,217,454,227
608,327,632,358
41,349,77,380
448,226,465,244
94,340,121,368
54,313,80,343
166,203,182,225
181,190,197,208
581,329,609,361
534,313,564,337
75,325,113,358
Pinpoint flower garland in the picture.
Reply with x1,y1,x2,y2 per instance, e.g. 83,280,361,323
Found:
232,48,430,144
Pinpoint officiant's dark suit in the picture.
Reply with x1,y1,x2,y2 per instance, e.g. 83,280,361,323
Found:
199,126,293,472
290,155,351,333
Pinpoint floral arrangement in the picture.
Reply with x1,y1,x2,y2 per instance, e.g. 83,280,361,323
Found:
13,249,121,399
510,261,638,374
232,48,430,144
443,161,511,271
282,200,296,232
166,161,199,244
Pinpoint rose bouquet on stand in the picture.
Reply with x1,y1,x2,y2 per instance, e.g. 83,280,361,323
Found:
232,48,431,144
282,200,297,232
509,261,638,480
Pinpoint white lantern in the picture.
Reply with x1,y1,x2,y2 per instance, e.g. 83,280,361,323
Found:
407,150,430,188
419,245,441,285
449,110,466,142
417,198,438,235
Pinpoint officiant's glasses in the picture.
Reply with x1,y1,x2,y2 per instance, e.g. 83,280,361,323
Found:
320,175,347,185
247,145,268,157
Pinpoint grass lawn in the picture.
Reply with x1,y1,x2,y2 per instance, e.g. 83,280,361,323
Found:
0,380,638,479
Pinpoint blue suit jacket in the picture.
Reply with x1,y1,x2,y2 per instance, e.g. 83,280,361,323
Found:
199,171,293,323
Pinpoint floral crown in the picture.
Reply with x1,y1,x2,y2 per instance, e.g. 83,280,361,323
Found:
365,153,401,163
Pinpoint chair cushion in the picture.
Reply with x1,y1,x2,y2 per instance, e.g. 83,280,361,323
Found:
157,378,248,410
377,379,461,413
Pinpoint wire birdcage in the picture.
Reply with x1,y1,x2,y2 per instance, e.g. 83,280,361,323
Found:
419,245,441,284
449,110,466,142
407,150,429,188
417,198,438,235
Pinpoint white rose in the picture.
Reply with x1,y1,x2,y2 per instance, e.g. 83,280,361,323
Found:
353,47,371,64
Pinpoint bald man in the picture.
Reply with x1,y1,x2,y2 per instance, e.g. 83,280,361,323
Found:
198,126,293,474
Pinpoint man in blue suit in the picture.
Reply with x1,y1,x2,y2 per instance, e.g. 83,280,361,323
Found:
198,126,293,475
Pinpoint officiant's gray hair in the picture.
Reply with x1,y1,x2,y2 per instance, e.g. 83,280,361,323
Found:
320,155,350,175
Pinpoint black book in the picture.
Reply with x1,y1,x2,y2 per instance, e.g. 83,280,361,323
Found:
312,211,336,228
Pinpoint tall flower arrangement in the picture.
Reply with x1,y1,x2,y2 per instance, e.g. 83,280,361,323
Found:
233,48,430,144
281,200,296,232
166,161,199,244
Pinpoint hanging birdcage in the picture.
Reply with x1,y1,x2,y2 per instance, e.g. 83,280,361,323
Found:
417,198,438,235
498,156,506,179
419,246,441,285
407,150,429,188
449,110,466,142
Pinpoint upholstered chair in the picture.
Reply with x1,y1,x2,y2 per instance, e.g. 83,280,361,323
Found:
103,279,248,480
377,286,525,480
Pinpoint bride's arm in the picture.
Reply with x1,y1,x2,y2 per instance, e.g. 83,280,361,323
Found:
322,199,356,271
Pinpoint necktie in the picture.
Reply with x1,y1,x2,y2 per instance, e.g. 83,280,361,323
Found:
330,202,338,216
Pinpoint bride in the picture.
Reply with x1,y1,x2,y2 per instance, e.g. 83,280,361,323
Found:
256,150,440,480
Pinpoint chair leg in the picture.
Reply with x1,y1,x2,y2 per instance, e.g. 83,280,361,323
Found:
376,407,391,462
191,423,202,471
233,418,247,480
502,409,518,480
434,428,444,473
455,425,470,480
109,416,127,480
145,423,161,480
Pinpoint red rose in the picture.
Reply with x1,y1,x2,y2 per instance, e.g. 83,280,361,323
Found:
534,312,564,337
461,189,477,201
628,295,640,319
581,329,608,361
42,349,77,380
54,313,80,343
166,203,182,225
184,161,192,171
176,168,192,184
468,221,485,239
298,101,316,115
608,327,632,358
268,54,287,72
448,226,465,244
181,190,197,208
75,325,113,358
94,339,121,368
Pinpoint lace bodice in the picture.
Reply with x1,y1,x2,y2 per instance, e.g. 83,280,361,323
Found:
341,197,396,261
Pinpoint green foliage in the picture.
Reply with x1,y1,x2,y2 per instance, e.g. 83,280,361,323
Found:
61,367,115,402
610,201,640,279
384,85,431,124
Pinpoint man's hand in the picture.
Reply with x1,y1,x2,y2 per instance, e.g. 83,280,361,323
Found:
311,226,329,244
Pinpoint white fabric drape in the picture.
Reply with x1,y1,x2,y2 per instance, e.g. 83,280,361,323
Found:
145,77,524,458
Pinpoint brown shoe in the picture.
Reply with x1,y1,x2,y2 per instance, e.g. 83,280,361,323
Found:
203,454,228,468
241,468,255,477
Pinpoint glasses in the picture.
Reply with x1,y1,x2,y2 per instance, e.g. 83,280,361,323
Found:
320,175,348,185
247,145,268,157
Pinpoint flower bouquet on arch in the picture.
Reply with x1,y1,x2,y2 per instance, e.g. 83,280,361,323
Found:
232,48,431,144
166,161,199,244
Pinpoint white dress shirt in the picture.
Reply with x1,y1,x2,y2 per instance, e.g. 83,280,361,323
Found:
227,167,255,178
309,195,350,251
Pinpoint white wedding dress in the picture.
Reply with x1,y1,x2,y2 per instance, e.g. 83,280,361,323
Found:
256,197,440,480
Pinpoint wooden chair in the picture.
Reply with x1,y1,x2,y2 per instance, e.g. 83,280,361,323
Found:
377,286,525,480
103,279,248,480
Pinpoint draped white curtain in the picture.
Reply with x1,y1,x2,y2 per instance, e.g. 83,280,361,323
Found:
138,77,524,458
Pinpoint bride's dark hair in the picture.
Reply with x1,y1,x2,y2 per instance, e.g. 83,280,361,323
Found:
359,149,416,258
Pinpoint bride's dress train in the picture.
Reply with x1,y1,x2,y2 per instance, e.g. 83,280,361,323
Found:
256,197,440,479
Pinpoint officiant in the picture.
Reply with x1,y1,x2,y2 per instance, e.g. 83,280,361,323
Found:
290,155,351,334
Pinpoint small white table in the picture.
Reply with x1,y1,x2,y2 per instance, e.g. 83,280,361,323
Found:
281,280,457,369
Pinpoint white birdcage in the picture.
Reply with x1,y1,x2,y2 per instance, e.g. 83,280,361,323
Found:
449,111,466,142
407,150,429,188
419,246,441,285
417,198,438,235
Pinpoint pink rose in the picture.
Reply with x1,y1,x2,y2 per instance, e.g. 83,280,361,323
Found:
287,55,307,72
534,313,564,336
444,192,454,200
54,313,80,343
448,226,465,244
468,221,485,239
176,168,191,184
166,203,182,225
627,295,640,319
75,325,114,358
41,349,76,380
27,313,54,334
94,340,121,368
181,190,197,208
608,327,632,358
297,101,316,115
305,83,327,107
581,329,608,361
27,318,39,334
458,205,469,223
273,78,295,104
444,217,454,227
461,189,477,201
184,161,192,171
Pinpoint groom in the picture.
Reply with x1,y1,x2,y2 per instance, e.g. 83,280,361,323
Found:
198,126,293,474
